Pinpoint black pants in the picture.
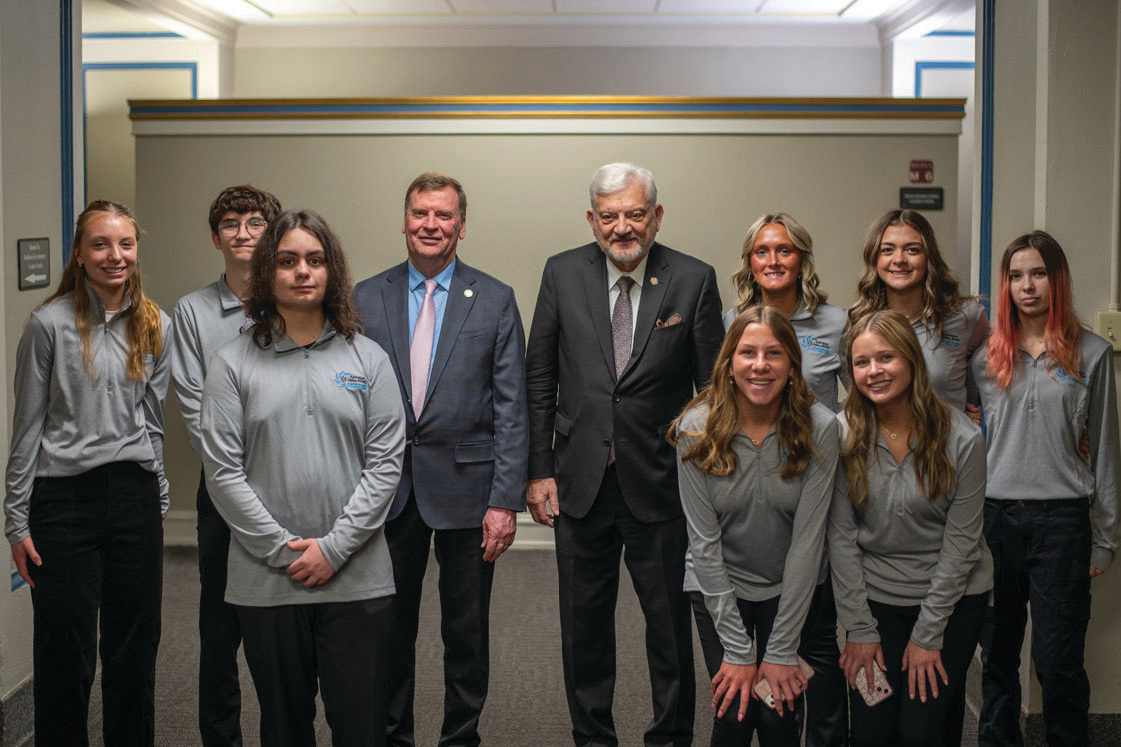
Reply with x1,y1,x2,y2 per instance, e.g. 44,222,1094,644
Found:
384,493,495,747
237,597,393,747
28,461,164,747
690,592,802,747
979,498,1092,747
849,593,987,747
196,474,243,746
556,466,695,747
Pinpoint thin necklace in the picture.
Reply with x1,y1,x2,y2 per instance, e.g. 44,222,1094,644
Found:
881,425,906,441
749,436,763,448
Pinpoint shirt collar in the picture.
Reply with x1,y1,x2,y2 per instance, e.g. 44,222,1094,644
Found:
272,320,338,353
408,258,456,293
605,253,648,291
217,273,244,312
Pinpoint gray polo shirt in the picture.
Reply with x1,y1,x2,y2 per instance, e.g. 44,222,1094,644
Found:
724,301,847,412
5,283,172,544
972,329,1121,571
914,299,989,411
828,408,993,650
170,274,248,456
677,402,839,666
201,323,405,606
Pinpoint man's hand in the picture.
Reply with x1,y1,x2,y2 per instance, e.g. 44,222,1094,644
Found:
11,537,41,589
481,507,516,562
286,538,336,588
526,478,559,528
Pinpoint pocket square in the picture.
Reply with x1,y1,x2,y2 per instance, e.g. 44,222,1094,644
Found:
656,313,682,329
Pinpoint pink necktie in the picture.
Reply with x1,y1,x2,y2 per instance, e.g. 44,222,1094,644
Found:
410,278,437,419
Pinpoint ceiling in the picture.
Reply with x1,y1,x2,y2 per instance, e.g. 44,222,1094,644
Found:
87,0,976,45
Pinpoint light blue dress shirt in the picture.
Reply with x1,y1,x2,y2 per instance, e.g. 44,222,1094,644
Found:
407,259,456,384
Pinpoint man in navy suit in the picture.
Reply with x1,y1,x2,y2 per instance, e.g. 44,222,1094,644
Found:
355,172,528,747
526,163,724,746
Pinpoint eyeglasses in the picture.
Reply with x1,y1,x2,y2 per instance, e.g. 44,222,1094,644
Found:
218,218,267,237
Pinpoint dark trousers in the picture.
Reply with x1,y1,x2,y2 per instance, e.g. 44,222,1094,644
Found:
795,580,848,747
237,597,393,747
849,593,987,747
196,474,243,746
690,592,801,747
556,466,695,747
385,493,495,747
978,498,1092,747
28,461,164,747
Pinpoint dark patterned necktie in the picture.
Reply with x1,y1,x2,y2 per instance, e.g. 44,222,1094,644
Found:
612,276,634,378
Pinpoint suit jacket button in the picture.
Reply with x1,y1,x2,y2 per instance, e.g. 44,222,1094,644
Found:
613,396,620,403
603,439,611,447
412,437,420,446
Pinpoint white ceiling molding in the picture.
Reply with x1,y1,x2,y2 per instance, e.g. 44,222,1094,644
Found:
236,21,882,49
105,0,239,44
875,0,975,43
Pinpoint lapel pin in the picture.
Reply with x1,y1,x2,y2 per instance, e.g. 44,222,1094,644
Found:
650,277,659,285
464,289,474,298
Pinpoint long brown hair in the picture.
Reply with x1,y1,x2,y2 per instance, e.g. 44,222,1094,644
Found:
841,310,954,507
44,200,163,380
246,210,359,349
848,209,970,341
668,306,815,479
731,212,828,315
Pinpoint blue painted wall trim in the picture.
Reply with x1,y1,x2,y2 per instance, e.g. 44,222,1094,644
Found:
83,31,183,39
925,30,976,37
82,62,198,204
914,60,975,98
979,0,995,311
60,0,74,260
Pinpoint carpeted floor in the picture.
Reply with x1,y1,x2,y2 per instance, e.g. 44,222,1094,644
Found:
83,546,995,746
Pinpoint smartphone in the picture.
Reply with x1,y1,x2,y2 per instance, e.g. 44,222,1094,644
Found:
854,662,893,706
752,655,815,710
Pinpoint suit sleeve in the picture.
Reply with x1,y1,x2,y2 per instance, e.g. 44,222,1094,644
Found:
691,265,725,391
486,285,529,511
525,259,560,480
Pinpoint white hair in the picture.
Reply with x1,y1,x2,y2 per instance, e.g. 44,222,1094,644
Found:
588,162,657,208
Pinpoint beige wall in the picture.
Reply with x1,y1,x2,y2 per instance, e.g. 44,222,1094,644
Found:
234,45,884,98
135,127,959,522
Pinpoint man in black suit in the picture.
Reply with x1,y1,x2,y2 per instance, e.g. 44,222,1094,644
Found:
355,172,528,746
525,162,724,746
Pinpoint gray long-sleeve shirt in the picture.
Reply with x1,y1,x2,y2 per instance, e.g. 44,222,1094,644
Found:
972,330,1121,571
5,283,172,544
828,409,992,650
914,299,990,411
200,324,405,606
677,402,839,666
724,302,847,412
170,274,248,457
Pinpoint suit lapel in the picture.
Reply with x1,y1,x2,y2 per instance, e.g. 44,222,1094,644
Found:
425,261,475,410
622,243,670,379
581,247,616,379
381,263,414,404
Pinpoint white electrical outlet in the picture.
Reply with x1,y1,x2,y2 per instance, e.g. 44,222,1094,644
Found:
1095,311,1121,352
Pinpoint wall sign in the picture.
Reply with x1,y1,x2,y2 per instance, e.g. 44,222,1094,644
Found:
18,238,50,290
900,188,944,210
909,159,934,183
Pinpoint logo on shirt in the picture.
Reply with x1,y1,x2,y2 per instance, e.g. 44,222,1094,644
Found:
334,372,369,391
1053,367,1088,385
800,335,831,355
939,333,961,349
